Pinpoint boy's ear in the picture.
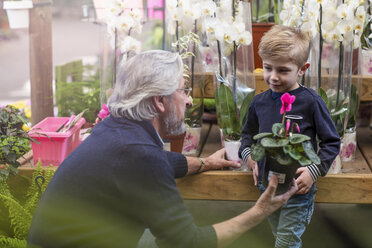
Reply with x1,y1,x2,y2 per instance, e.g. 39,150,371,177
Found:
298,62,310,77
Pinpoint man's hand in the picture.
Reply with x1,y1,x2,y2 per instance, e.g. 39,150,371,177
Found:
203,148,241,170
295,167,314,194
254,176,298,218
246,156,258,186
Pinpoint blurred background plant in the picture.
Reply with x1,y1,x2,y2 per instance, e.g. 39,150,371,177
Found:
55,59,101,124
0,105,33,180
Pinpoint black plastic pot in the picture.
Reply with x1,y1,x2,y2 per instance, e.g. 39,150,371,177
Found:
262,156,300,195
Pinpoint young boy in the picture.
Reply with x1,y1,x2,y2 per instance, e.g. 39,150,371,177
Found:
239,25,340,248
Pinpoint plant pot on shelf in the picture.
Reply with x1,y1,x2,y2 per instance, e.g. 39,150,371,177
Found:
224,139,249,171
3,0,33,29
262,156,300,195
182,126,202,156
165,132,186,153
328,154,342,174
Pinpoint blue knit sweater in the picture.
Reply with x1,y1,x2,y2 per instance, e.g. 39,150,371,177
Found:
239,86,341,181
28,116,217,248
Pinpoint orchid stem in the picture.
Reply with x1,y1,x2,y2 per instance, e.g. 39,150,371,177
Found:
318,4,323,92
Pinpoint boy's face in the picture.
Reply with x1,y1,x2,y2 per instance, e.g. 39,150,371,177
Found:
262,59,309,93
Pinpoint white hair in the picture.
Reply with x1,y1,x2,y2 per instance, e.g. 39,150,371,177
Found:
108,50,183,121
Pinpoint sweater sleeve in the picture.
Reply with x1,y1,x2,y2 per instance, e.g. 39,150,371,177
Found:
115,147,217,248
164,151,188,178
312,96,341,176
239,99,259,162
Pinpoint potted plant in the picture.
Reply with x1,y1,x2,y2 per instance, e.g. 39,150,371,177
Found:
2,0,33,29
250,93,321,194
182,96,203,155
0,105,35,180
204,0,255,167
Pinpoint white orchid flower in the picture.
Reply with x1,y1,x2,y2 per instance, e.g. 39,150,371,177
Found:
169,7,184,21
116,15,135,33
301,21,318,39
232,21,245,34
183,4,201,20
345,0,360,9
129,8,142,23
355,6,366,23
330,29,343,43
337,19,353,34
200,0,217,17
120,36,141,53
166,0,178,11
236,31,252,46
353,20,363,34
336,4,354,20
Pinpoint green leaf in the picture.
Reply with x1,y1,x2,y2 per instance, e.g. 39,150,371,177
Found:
289,134,310,144
319,87,329,109
251,143,265,162
239,91,255,128
287,147,302,161
261,137,289,147
272,123,284,137
298,156,312,166
302,141,321,165
218,83,240,137
253,132,272,140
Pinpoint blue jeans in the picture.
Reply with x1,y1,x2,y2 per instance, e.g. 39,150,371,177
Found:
258,182,316,248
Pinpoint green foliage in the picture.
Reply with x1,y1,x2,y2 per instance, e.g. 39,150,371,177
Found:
214,79,255,141
0,236,27,248
216,83,241,140
252,122,320,166
0,106,34,180
0,162,55,247
319,85,359,137
55,62,101,123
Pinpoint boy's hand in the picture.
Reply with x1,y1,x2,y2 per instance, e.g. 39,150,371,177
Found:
246,156,258,186
295,167,314,194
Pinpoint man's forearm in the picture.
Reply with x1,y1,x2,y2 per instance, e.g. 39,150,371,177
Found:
213,205,265,248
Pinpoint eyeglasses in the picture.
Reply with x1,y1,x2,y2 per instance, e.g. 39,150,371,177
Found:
175,88,192,97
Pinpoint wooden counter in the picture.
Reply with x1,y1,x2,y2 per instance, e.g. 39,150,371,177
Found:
16,127,372,204
176,126,372,204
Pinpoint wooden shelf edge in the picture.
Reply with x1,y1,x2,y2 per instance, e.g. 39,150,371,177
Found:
176,171,372,204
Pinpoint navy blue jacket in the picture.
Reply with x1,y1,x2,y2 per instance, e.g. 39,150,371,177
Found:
239,86,341,180
28,116,217,248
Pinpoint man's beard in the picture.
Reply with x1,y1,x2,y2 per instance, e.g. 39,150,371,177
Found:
163,104,185,136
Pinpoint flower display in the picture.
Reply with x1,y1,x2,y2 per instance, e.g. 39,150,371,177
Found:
280,0,366,147
250,93,320,166
203,0,255,141
105,0,143,54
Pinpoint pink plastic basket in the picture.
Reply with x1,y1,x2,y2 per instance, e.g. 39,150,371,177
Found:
29,117,86,166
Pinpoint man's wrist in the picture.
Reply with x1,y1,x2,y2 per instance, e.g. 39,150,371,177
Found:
198,158,206,173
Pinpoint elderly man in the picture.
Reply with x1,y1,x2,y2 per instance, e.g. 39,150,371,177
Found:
28,50,297,248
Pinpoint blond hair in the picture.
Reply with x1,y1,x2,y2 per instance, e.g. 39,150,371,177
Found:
258,25,309,68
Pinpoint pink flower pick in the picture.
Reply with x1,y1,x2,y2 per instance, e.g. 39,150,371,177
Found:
280,93,296,115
